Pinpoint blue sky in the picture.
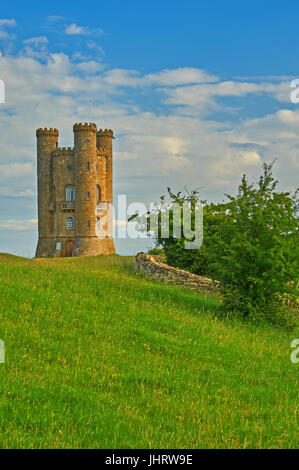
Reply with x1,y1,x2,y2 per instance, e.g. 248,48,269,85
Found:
3,0,299,75
0,0,298,256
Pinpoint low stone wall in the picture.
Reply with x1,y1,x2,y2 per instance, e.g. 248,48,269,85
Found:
135,252,219,294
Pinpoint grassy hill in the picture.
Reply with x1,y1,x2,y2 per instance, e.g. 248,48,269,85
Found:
0,253,298,449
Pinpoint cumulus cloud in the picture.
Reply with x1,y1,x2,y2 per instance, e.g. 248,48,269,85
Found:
0,44,298,256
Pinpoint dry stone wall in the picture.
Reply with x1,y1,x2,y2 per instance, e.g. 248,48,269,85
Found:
135,252,219,294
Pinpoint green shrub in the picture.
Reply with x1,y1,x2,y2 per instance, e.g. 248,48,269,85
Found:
213,162,298,324
134,162,298,325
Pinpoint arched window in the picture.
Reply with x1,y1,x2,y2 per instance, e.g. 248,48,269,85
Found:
66,217,74,229
66,186,75,202
96,185,101,203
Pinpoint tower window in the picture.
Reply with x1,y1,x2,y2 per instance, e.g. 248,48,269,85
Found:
66,186,75,202
96,185,101,202
86,191,90,200
86,162,90,171
66,217,74,229
87,220,90,228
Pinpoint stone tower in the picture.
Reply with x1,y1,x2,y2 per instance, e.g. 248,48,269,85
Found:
35,123,116,257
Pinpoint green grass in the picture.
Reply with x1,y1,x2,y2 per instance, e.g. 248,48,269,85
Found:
0,253,298,449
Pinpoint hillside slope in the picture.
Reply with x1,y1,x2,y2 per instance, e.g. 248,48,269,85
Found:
0,254,298,448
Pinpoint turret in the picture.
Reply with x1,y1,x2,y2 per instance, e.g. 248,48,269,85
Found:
73,123,98,252
35,123,115,258
97,129,114,204
35,128,58,257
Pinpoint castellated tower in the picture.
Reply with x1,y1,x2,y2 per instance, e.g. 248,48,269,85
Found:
35,123,116,257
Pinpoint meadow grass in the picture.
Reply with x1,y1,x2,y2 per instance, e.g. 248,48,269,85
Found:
0,253,298,449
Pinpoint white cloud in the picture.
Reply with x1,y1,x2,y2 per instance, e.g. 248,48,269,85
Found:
0,18,16,39
75,60,105,73
0,187,34,197
0,219,37,231
102,67,218,88
23,36,48,46
239,151,261,165
102,69,141,87
161,81,266,109
146,68,218,86
0,19,16,27
22,36,49,59
86,41,105,56
65,24,103,36
0,163,34,179
0,45,298,257
65,23,87,35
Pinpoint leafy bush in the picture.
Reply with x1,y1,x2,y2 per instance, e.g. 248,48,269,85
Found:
213,162,298,323
134,163,298,325
147,247,165,256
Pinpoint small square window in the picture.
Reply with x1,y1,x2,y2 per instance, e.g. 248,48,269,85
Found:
67,165,72,171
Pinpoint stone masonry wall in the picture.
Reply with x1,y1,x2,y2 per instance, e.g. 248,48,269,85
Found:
35,123,115,257
135,252,219,294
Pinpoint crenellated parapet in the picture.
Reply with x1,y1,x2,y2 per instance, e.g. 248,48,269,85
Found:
36,128,59,137
73,122,97,133
35,121,115,258
97,128,113,137
54,147,74,157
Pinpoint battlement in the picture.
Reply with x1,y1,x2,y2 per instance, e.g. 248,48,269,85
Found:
55,147,74,156
97,129,113,137
73,122,97,133
36,128,59,137
36,121,115,258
